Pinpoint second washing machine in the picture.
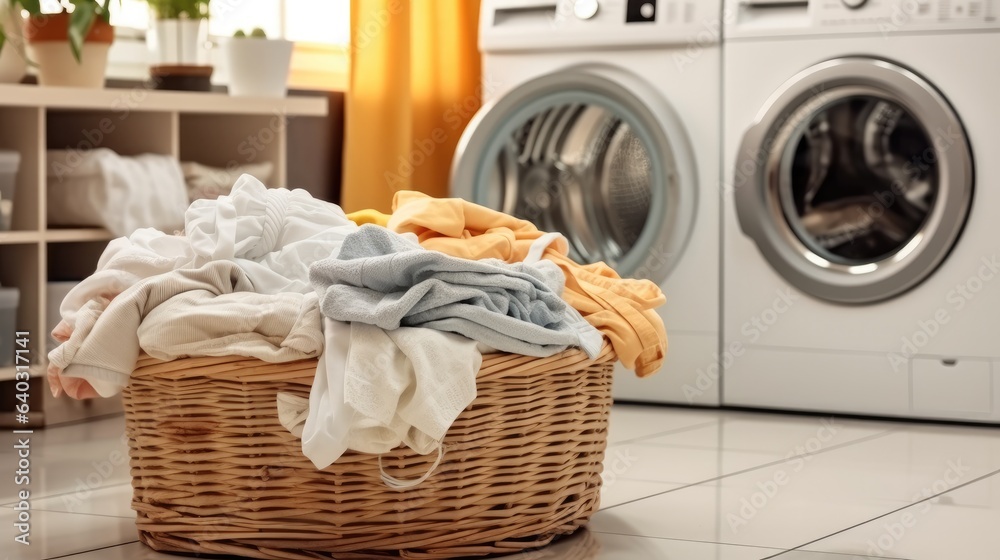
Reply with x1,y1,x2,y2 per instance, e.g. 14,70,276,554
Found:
723,0,1000,421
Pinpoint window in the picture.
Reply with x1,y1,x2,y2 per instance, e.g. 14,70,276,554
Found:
100,0,350,90
285,0,350,44
110,0,152,29
107,0,349,45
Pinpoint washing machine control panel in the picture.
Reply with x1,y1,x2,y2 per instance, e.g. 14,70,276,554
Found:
482,0,721,51
813,0,995,26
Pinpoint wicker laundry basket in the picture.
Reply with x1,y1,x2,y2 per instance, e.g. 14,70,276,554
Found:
123,342,616,559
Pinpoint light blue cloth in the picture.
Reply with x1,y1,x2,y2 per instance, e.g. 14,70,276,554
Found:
309,225,603,358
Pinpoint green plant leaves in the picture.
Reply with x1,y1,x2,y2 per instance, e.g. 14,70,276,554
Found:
68,0,98,63
17,0,43,14
147,0,211,20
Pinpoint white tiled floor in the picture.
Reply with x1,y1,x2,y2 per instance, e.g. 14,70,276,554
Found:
4,404,999,559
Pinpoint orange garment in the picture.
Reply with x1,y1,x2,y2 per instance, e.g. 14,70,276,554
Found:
387,191,667,377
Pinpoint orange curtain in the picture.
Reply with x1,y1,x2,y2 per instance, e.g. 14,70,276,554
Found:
341,0,482,213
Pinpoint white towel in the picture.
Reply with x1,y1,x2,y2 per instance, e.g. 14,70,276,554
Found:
278,318,482,469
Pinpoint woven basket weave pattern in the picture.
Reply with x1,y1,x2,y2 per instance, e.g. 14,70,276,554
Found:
123,344,615,559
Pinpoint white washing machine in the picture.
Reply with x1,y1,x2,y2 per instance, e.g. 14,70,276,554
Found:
722,0,1000,421
451,0,722,405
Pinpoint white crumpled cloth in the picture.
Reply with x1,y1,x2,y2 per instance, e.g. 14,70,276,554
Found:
278,318,484,474
54,174,357,335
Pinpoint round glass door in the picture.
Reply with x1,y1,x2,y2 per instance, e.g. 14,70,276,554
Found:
452,67,696,285
735,58,973,303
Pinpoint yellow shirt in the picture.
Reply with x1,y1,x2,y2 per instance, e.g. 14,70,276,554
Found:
388,191,667,377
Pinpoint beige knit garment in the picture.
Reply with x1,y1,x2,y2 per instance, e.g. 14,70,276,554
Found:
49,260,323,397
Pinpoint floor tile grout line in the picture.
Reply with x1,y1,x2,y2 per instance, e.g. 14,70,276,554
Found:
592,524,911,559
587,528,908,559
599,430,897,512
630,439,881,454
629,424,904,453
604,476,690,486
0,480,134,508
608,419,723,447
44,540,140,560
27,506,136,520
765,466,1000,559
760,547,910,560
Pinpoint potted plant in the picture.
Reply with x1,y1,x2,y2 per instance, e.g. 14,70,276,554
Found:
19,0,116,88
145,0,212,91
226,27,292,98
0,0,27,83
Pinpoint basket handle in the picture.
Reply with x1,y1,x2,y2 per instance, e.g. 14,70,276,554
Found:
378,444,444,489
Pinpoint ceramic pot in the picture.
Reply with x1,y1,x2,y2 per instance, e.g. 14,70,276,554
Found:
226,38,293,98
24,12,114,88
154,18,203,64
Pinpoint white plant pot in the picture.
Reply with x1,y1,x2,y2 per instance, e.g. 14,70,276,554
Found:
226,38,293,98
0,2,25,83
28,42,110,88
154,18,204,65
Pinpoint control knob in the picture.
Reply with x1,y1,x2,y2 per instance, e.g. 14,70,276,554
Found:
574,0,600,19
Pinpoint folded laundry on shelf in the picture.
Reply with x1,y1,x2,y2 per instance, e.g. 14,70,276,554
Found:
387,191,667,377
310,224,603,358
47,149,189,237
48,260,324,399
182,160,274,202
278,318,483,472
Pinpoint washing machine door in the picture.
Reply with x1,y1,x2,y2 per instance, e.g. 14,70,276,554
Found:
451,65,696,285
735,58,973,304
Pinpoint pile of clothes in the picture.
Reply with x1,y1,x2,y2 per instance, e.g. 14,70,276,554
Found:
48,175,667,476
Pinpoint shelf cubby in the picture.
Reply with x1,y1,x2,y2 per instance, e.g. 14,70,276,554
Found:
0,106,43,233
47,110,177,157
179,113,286,186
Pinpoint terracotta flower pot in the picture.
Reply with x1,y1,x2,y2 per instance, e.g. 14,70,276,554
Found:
23,12,114,88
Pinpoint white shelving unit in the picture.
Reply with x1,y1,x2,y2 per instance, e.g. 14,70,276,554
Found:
0,83,326,425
